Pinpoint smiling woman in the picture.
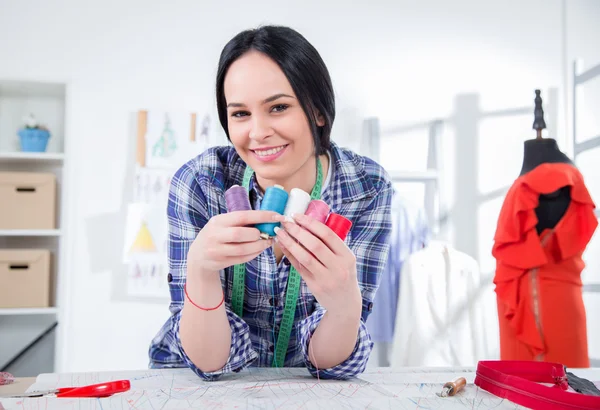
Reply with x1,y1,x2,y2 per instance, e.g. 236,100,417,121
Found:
148,25,393,382
216,29,334,195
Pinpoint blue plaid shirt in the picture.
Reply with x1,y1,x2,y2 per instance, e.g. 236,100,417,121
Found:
149,141,393,381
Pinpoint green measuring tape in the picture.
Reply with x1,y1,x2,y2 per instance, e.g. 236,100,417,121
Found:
231,159,323,367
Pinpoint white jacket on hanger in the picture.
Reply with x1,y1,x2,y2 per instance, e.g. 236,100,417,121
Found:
390,241,493,367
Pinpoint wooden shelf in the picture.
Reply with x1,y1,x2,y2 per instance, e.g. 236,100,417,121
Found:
0,80,65,98
0,229,61,237
0,152,64,163
0,307,58,316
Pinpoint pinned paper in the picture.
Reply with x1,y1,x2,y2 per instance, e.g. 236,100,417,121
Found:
124,109,216,300
129,221,157,254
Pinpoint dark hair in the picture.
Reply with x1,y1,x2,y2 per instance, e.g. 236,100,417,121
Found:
216,25,335,155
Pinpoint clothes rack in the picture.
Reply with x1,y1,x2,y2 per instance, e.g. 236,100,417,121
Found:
572,58,600,211
362,117,444,235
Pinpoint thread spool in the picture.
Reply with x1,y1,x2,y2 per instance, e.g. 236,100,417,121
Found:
325,213,352,241
255,185,288,238
283,188,311,219
305,200,330,223
225,185,252,212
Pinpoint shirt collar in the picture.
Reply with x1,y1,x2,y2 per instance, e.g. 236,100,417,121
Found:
328,141,377,203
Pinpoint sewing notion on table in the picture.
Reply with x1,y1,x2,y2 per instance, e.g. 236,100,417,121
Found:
0,373,14,386
1,380,130,399
438,377,467,397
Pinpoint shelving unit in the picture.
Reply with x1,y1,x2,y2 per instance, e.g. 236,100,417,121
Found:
0,79,69,376
364,117,445,236
0,230,62,237
0,152,65,163
0,307,59,316
387,170,439,182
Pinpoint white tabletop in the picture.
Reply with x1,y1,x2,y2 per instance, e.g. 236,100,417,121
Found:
1,367,599,409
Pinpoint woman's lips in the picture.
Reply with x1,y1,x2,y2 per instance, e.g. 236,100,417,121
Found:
251,144,288,162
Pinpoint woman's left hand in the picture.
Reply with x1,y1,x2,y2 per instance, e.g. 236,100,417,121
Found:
272,213,362,319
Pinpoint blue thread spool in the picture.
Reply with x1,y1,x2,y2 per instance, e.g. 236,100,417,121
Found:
255,184,288,238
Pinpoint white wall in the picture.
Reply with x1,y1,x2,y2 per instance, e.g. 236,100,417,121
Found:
0,0,598,372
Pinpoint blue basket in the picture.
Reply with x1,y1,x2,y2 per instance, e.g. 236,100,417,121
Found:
18,128,51,152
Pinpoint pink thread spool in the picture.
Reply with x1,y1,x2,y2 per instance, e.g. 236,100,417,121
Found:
305,200,330,223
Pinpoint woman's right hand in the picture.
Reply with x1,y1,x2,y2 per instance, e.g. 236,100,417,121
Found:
187,210,279,278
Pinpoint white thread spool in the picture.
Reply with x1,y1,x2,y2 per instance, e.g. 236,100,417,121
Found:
283,188,311,220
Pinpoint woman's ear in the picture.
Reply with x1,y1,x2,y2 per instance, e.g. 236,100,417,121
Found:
316,112,325,127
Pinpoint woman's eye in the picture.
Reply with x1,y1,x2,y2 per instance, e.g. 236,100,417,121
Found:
231,111,249,118
271,104,289,113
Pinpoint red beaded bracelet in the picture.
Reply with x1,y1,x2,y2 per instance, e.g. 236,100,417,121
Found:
184,284,225,311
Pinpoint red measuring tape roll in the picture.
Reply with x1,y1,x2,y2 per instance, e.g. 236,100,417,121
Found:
325,213,352,241
474,360,600,409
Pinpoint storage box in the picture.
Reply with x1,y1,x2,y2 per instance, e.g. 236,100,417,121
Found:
0,250,51,308
0,172,56,229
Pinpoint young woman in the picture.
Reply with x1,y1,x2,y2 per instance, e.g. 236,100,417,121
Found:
149,25,393,381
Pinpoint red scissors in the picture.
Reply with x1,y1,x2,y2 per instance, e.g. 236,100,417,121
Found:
1,380,130,398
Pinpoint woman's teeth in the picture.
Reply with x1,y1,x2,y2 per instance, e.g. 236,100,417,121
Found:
254,146,285,156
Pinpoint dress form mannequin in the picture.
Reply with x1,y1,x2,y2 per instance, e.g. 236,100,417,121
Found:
518,90,573,234
493,90,596,368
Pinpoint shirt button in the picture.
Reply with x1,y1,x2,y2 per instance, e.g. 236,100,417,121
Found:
167,273,173,283
269,297,279,306
368,302,373,311
269,344,275,352
283,258,290,266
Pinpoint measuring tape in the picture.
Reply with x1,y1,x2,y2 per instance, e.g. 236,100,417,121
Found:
231,168,254,318
231,159,323,367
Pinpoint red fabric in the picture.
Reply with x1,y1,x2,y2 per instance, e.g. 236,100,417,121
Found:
474,360,600,410
492,163,597,366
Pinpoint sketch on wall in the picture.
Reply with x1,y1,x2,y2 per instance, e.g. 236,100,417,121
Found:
123,110,214,299
123,203,169,299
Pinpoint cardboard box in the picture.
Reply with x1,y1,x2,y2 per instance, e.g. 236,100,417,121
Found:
0,249,52,308
0,172,57,229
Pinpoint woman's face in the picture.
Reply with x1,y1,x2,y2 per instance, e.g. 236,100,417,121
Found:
224,50,320,183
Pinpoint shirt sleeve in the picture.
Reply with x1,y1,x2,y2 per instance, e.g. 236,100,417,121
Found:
148,163,258,381
297,307,373,380
296,179,393,379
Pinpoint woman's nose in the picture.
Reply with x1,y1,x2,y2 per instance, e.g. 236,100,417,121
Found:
249,115,273,140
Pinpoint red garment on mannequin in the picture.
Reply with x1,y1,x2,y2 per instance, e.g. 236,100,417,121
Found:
493,163,597,368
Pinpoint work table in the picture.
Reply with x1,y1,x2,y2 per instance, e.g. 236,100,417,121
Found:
1,367,599,409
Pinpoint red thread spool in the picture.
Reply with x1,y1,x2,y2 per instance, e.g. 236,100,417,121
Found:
305,200,330,223
326,213,352,241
